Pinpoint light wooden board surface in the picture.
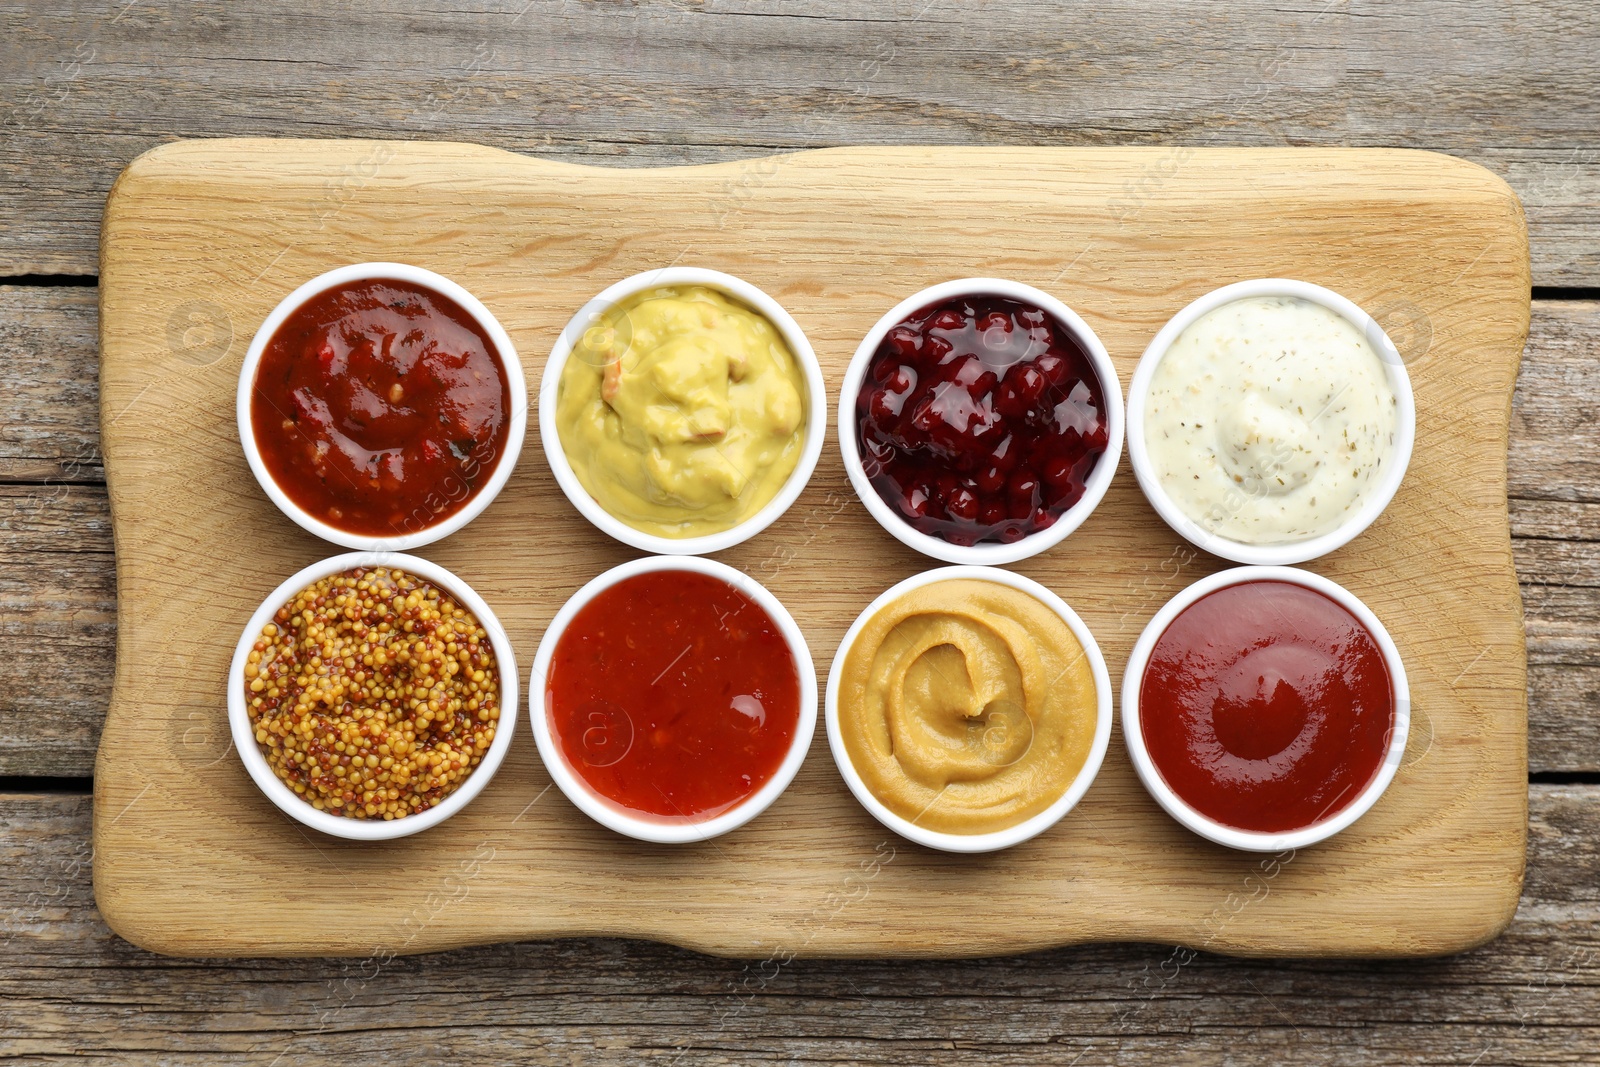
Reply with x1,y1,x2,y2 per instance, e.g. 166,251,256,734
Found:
90,139,1530,959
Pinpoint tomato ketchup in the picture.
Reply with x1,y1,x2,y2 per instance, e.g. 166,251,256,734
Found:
1138,580,1394,833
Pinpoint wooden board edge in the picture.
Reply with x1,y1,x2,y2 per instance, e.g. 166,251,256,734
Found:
87,138,1552,208
88,139,1537,961
93,142,198,959
1461,140,1533,936
82,897,1533,963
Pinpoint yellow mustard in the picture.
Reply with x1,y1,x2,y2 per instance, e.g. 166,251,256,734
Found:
837,579,1099,835
556,284,807,538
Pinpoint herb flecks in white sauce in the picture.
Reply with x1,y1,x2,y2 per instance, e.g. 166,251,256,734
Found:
1143,296,1398,545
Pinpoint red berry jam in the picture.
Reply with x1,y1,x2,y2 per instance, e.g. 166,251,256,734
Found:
855,295,1109,547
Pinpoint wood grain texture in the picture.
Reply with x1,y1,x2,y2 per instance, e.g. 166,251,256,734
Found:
0,483,114,779
90,140,1529,958
2,1,1598,282
7,788,1600,1065
1510,301,1600,504
0,0,1590,1055
0,286,100,481
3,293,1593,778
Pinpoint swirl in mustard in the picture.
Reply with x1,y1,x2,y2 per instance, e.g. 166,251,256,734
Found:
837,579,1098,835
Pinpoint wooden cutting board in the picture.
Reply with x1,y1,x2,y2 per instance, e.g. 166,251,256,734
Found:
93,140,1530,959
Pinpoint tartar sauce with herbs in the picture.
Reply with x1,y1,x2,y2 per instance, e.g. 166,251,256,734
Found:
1142,296,1399,545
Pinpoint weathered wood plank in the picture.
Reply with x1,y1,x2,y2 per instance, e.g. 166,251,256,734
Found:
1517,539,1600,591
0,483,115,779
1,291,1596,775
0,786,1595,1063
1507,301,1600,781
1,1,1598,282
1505,300,1600,784
0,286,99,481
1512,499,1600,544
1530,664,1600,759
1510,301,1600,505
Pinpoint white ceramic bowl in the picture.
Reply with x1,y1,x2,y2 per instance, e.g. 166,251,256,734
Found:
825,565,1113,853
228,551,519,841
538,267,826,556
237,262,527,552
837,278,1124,566
1121,565,1411,852
1125,278,1416,566
529,555,818,843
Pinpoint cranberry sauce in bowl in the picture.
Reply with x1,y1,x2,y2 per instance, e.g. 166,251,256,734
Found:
839,279,1123,565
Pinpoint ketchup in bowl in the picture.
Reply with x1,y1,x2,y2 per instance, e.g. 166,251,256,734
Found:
250,278,511,537
1137,579,1395,834
855,295,1109,548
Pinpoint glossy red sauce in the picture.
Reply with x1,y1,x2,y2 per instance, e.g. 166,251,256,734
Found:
856,295,1108,547
546,571,802,821
251,278,510,537
1139,580,1394,833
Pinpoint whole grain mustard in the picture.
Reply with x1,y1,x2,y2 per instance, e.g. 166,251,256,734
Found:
244,567,499,820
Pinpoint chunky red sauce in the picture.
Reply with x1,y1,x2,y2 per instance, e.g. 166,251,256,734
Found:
546,570,802,821
1139,580,1394,833
856,295,1108,547
251,278,510,537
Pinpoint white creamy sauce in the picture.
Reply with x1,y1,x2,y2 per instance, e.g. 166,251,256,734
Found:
1142,296,1399,545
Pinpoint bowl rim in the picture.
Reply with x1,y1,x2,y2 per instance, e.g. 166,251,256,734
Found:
537,266,827,556
527,554,819,843
1124,277,1417,566
824,565,1114,853
226,551,520,841
835,277,1125,566
1119,564,1412,852
235,261,528,552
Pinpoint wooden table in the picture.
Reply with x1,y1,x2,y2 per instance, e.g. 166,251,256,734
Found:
2,3,1596,1062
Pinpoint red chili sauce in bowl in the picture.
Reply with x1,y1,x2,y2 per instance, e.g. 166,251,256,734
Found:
545,570,802,821
1138,580,1394,833
251,278,511,537
855,295,1109,547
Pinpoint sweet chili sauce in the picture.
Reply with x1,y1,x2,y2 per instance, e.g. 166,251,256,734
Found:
546,570,802,821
